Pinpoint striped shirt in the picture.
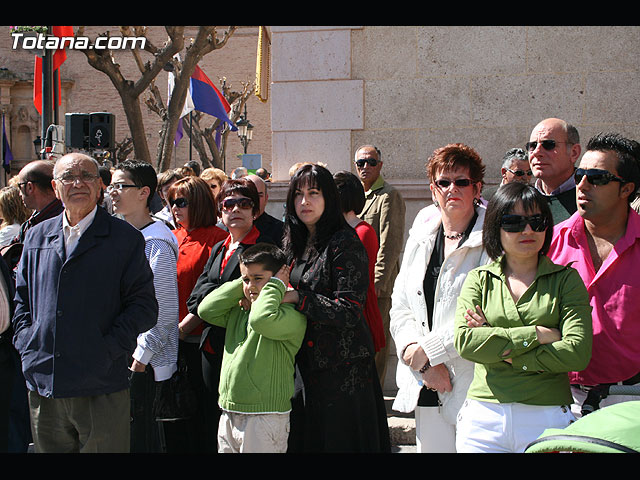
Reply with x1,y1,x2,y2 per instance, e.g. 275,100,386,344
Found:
132,221,180,381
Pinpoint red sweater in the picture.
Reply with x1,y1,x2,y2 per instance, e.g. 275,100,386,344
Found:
173,225,228,336
355,221,386,352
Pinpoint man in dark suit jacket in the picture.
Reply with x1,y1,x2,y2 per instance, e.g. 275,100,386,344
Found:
11,153,158,453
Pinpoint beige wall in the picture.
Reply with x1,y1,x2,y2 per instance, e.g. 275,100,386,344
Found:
266,25,640,392
267,24,640,232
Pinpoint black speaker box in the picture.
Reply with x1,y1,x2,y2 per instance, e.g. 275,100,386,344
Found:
64,112,115,150
89,112,115,149
65,113,89,149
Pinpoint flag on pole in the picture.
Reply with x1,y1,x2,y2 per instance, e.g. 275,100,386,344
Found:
2,114,13,174
190,65,236,131
168,68,195,146
33,26,74,115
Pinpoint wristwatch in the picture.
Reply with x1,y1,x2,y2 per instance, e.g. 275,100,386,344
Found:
419,359,431,374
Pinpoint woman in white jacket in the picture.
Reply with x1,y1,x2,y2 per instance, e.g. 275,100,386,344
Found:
390,143,490,452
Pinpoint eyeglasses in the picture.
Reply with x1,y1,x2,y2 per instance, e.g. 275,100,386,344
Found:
506,168,533,177
55,171,99,185
525,139,570,152
355,158,379,168
501,214,548,233
434,178,474,189
574,168,626,186
169,197,189,208
220,197,254,212
106,183,138,193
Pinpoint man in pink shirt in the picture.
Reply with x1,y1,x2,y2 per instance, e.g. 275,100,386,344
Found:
547,132,640,417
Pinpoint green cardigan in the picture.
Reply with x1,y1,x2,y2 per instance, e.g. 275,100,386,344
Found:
454,255,592,406
197,277,306,414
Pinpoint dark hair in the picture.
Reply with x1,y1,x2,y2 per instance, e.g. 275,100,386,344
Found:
167,175,218,229
217,178,260,217
157,169,185,193
586,132,640,203
115,160,157,209
483,182,554,260
98,165,112,186
184,160,202,177
426,143,485,186
24,160,56,192
239,242,287,275
282,163,346,260
333,170,365,214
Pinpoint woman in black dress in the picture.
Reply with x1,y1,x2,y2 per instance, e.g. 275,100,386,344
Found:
282,164,390,453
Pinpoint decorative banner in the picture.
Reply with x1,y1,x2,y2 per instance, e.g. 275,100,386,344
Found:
255,26,270,103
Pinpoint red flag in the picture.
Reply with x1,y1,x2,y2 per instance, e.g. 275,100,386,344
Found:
33,26,74,115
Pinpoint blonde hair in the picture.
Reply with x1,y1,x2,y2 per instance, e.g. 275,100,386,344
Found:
0,186,32,227
201,167,227,185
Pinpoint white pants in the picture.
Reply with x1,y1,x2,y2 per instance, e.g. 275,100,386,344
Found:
217,410,290,453
455,399,575,453
415,406,457,453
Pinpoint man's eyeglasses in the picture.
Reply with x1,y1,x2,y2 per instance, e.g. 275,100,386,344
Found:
220,197,254,212
434,178,474,189
506,168,533,177
525,139,570,152
501,214,548,233
106,183,138,193
169,197,189,208
355,158,379,168
574,168,626,186
55,172,99,185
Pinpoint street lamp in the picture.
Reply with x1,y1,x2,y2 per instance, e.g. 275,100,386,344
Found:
236,104,253,154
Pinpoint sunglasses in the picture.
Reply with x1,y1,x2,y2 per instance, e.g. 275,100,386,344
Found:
355,158,379,168
507,168,533,177
434,178,473,189
169,197,189,208
220,197,254,212
574,168,626,186
525,139,570,152
501,214,548,233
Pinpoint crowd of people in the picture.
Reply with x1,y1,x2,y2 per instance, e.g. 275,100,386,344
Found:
0,116,639,454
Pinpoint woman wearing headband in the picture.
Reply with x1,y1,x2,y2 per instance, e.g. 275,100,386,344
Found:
454,182,592,453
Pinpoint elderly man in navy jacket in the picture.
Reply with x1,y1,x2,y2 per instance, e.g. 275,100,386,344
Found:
12,153,158,453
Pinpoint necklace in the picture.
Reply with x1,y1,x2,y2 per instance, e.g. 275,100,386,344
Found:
443,232,463,240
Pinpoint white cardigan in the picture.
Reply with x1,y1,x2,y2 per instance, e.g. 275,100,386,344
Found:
390,203,490,424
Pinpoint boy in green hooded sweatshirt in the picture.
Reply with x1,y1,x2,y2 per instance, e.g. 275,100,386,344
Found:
197,242,306,453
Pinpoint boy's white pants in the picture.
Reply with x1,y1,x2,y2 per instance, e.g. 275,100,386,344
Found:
455,399,575,453
217,410,290,453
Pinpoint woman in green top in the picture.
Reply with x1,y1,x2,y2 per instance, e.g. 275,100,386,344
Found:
454,182,592,453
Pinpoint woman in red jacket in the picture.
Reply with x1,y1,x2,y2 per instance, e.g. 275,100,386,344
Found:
166,175,227,453
333,170,385,353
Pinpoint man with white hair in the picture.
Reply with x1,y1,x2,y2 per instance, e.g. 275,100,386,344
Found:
12,152,158,453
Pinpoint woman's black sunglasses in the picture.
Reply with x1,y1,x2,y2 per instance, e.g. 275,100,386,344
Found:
169,197,188,208
434,178,473,188
220,197,254,211
501,214,548,233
